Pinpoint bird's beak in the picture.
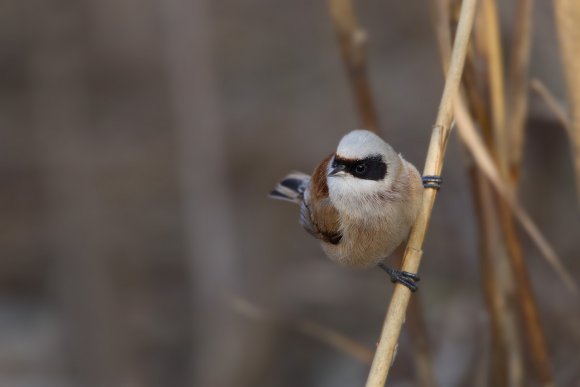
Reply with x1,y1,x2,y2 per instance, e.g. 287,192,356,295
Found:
328,165,346,177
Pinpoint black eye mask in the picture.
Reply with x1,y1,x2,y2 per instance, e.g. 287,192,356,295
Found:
332,155,387,181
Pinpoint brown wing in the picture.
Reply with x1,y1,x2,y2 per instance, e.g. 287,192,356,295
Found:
300,154,342,245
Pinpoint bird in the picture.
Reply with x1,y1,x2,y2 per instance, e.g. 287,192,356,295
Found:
270,129,431,291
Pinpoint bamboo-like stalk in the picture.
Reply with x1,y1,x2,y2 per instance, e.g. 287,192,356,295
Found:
327,3,437,385
506,0,534,184
553,0,580,208
327,0,380,134
364,1,478,385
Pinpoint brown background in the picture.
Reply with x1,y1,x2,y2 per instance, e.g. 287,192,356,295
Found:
0,0,578,386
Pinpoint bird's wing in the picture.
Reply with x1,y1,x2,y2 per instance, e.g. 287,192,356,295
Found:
300,154,342,245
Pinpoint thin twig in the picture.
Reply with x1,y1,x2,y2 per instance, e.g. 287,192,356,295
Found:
327,0,380,134
530,78,573,138
231,297,373,365
364,1,478,385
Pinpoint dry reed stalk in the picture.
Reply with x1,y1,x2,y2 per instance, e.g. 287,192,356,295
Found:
497,200,554,386
530,79,573,138
327,0,380,134
231,297,373,365
364,1,478,385
432,2,520,383
391,254,438,387
485,3,553,383
506,0,533,184
453,101,577,293
474,2,554,384
454,7,525,384
437,1,571,384
327,3,437,385
481,0,508,175
470,168,509,387
553,0,580,207
454,99,565,386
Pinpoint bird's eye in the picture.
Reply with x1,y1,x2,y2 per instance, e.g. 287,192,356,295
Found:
355,163,367,175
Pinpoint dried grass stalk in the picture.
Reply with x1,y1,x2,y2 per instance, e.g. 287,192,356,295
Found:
530,78,573,138
453,100,577,294
231,297,373,365
364,1,478,385
328,2,437,385
553,0,580,207
481,0,508,175
327,0,380,134
470,168,511,387
506,0,534,184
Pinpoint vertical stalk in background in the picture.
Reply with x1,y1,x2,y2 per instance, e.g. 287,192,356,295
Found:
470,168,511,387
496,198,554,387
506,0,533,185
432,1,564,385
454,6,525,385
481,0,508,175
29,1,131,386
476,0,554,385
327,0,380,134
554,0,580,208
365,0,478,385
486,0,553,383
160,0,248,385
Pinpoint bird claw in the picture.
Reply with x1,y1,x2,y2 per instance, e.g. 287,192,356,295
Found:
378,263,420,292
422,175,442,190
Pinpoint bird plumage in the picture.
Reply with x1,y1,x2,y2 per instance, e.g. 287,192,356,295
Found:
270,130,422,269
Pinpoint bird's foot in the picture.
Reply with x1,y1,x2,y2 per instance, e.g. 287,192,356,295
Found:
422,175,442,190
378,263,420,292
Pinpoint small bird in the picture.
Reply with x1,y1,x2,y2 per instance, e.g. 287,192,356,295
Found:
270,129,428,291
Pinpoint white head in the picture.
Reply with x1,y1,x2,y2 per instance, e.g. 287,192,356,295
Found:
326,130,403,216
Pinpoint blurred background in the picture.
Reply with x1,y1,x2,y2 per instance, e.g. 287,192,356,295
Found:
1,0,579,386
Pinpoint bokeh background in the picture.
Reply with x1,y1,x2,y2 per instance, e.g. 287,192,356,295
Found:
1,0,579,386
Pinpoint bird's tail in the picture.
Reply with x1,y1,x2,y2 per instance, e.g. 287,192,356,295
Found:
269,172,310,204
